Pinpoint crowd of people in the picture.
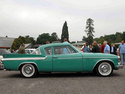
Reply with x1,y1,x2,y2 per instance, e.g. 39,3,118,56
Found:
81,40,125,65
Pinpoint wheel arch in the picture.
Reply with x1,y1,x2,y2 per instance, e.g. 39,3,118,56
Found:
18,62,39,72
93,59,115,71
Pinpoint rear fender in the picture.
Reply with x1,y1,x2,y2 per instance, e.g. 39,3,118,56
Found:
18,62,39,71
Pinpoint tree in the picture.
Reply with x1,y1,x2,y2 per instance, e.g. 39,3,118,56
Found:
50,32,59,42
36,32,60,44
61,21,69,42
36,33,50,44
82,36,87,42
85,18,95,45
11,36,35,50
93,32,125,44
122,31,125,41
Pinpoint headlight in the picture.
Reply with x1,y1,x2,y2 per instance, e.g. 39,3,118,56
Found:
118,56,121,63
118,56,120,59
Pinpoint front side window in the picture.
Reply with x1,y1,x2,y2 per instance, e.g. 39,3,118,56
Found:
54,46,76,55
45,47,52,55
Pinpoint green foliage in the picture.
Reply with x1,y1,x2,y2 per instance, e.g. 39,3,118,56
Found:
36,33,50,44
11,32,59,50
94,31,125,44
36,32,59,44
61,21,69,42
122,32,125,41
11,36,35,50
85,18,95,45
50,32,59,42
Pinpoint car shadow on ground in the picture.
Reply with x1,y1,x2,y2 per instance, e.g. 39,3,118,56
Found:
2,72,121,79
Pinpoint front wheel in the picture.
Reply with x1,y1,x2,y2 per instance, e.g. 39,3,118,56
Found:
20,64,37,78
96,62,113,77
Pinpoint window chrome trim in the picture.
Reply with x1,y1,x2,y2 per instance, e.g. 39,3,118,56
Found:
82,57,118,59
56,57,83,60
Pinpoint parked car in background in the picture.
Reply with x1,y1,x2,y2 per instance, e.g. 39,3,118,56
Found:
2,43,123,77
0,49,11,69
25,49,36,54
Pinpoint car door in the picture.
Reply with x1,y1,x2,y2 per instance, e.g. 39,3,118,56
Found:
37,47,53,72
52,45,83,72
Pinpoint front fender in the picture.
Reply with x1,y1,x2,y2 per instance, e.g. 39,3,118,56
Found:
93,59,115,70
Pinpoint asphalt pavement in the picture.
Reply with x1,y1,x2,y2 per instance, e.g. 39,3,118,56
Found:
0,67,125,94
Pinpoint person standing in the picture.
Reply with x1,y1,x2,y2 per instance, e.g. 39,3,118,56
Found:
18,43,25,54
110,43,117,55
119,40,125,65
89,45,92,52
101,42,105,53
92,41,100,53
104,41,110,54
81,43,90,52
63,38,69,44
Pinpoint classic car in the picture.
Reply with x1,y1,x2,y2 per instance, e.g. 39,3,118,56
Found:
0,48,11,69
1,43,122,77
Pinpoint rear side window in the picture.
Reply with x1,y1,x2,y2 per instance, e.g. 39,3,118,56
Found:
45,47,52,55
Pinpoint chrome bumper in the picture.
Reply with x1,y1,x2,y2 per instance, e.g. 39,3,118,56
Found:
0,62,4,70
116,62,123,69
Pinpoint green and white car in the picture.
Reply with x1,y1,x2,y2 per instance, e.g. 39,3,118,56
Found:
1,43,122,77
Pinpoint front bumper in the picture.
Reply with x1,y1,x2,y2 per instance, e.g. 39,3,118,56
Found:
116,62,123,69
0,62,4,70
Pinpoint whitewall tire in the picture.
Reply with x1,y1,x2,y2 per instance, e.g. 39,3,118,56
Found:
20,64,36,78
96,62,113,77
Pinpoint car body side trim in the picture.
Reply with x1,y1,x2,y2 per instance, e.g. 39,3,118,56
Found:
56,57,117,60
2,56,47,61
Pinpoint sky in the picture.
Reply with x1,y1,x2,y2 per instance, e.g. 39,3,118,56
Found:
0,0,125,41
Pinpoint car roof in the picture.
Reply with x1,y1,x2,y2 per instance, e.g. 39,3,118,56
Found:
40,43,71,48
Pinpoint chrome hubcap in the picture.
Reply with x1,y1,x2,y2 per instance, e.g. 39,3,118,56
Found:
98,62,112,76
24,65,33,74
100,64,110,73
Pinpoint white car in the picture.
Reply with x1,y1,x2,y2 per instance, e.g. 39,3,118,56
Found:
25,49,36,54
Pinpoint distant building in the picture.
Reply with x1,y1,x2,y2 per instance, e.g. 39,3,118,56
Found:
0,37,15,49
72,41,85,47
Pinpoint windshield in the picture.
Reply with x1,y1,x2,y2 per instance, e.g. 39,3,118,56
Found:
71,45,81,52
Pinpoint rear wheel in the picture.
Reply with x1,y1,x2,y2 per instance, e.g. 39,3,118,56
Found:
20,64,37,78
96,62,113,77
